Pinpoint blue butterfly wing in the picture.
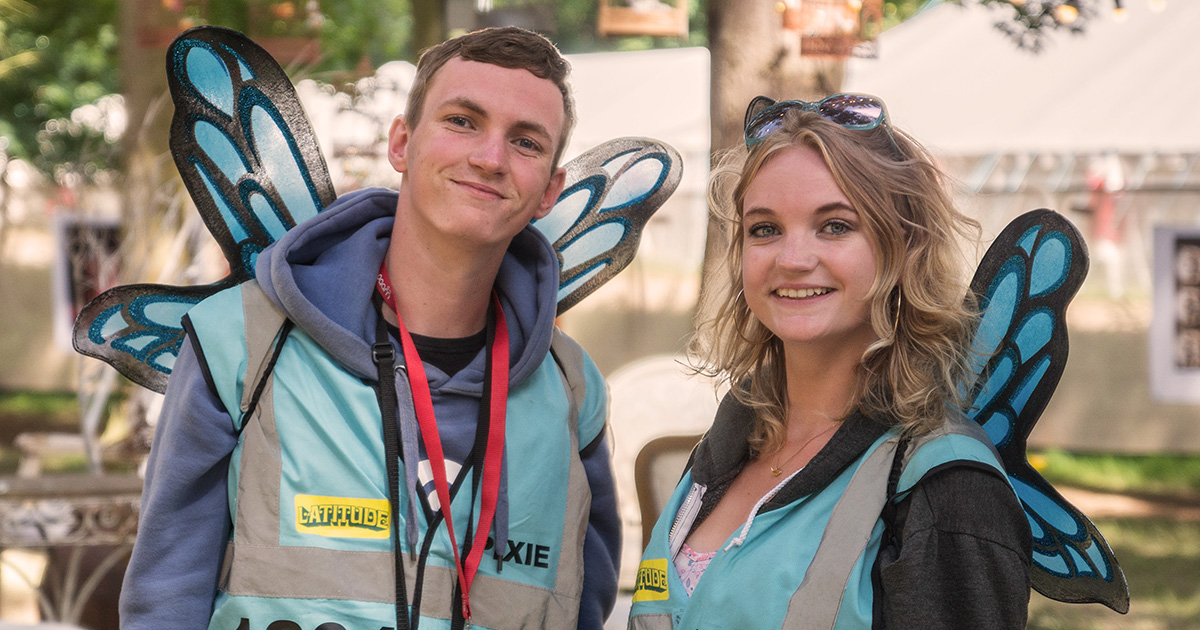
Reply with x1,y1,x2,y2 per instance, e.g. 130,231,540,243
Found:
966,209,1129,612
167,25,335,279
534,138,683,314
73,281,234,393
73,26,333,393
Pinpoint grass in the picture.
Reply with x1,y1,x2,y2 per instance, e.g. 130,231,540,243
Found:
1031,448,1200,500
0,389,127,475
0,390,79,421
1028,517,1200,630
1025,451,1200,629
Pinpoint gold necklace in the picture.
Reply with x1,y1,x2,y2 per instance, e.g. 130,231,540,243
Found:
771,423,839,476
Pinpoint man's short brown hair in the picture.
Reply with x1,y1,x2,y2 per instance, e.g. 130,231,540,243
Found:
405,26,575,166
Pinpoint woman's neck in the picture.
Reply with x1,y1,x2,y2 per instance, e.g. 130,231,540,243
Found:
781,344,863,435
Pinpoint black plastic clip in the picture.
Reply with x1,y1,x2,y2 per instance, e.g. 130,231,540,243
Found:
372,341,395,366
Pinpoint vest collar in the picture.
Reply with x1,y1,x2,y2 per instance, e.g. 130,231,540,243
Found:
691,393,892,513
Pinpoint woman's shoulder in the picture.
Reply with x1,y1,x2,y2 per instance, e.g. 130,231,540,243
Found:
900,463,1030,553
895,410,1004,486
881,464,1033,629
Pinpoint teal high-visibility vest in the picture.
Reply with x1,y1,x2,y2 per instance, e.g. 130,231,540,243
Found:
629,418,1007,630
188,281,606,630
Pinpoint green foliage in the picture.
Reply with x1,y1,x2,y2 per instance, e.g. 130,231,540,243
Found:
0,0,419,181
0,0,121,180
0,0,1108,183
1026,447,1200,627
146,1,415,83
314,0,414,73
947,0,1105,51
883,0,930,29
882,0,1111,51
0,389,78,418
0,389,84,471
0,388,133,476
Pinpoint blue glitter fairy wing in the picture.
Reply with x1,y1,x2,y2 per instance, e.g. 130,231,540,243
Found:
73,26,333,393
166,25,335,277
534,138,682,314
966,209,1129,612
73,282,232,394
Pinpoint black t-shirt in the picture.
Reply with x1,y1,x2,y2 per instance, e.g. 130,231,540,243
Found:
376,298,487,376
404,327,487,377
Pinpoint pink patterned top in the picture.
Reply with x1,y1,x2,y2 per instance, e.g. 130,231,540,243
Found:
673,542,716,596
671,469,802,597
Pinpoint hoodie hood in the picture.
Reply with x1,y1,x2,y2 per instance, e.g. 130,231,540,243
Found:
254,186,561,390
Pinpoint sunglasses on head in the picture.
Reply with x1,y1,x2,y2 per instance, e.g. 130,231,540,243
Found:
743,93,897,151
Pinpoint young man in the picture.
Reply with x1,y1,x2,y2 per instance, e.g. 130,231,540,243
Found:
120,27,620,630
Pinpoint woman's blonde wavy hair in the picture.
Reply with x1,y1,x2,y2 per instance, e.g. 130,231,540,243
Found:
691,107,982,455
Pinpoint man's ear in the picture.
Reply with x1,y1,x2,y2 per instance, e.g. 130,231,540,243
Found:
387,115,410,173
535,167,567,220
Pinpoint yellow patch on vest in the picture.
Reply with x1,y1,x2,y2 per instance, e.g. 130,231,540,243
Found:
294,494,391,539
632,558,670,602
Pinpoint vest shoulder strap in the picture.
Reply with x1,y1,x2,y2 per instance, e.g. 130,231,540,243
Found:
785,417,1005,629
238,279,292,420
549,327,591,450
879,413,1010,581
783,432,901,629
895,412,1005,496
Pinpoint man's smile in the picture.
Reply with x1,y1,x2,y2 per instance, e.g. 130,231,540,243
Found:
454,179,506,200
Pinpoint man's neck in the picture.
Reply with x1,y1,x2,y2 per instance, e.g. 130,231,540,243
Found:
381,215,506,339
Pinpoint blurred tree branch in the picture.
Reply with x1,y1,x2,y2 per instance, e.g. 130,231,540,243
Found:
952,0,1104,52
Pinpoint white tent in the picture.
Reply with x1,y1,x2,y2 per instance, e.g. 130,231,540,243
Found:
845,1,1200,156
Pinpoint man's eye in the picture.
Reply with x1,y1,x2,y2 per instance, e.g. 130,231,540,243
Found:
516,138,542,152
447,115,471,127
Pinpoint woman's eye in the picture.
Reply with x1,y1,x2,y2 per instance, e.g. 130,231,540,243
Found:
747,223,779,238
824,220,851,235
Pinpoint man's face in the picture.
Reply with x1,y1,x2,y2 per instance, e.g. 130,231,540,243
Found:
387,57,567,250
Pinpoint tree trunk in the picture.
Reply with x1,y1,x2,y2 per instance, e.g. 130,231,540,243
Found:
703,0,846,283
0,159,10,246
118,0,186,284
412,0,448,55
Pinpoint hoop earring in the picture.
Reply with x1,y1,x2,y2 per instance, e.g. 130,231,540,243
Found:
892,286,903,335
737,325,774,346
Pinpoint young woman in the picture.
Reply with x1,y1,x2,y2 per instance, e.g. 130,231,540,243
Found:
629,95,1031,629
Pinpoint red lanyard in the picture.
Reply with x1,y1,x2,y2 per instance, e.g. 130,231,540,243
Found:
376,261,508,622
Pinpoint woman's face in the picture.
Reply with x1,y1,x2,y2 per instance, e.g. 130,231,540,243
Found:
741,145,880,355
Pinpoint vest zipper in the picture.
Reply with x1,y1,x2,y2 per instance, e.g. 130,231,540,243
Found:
667,482,705,560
